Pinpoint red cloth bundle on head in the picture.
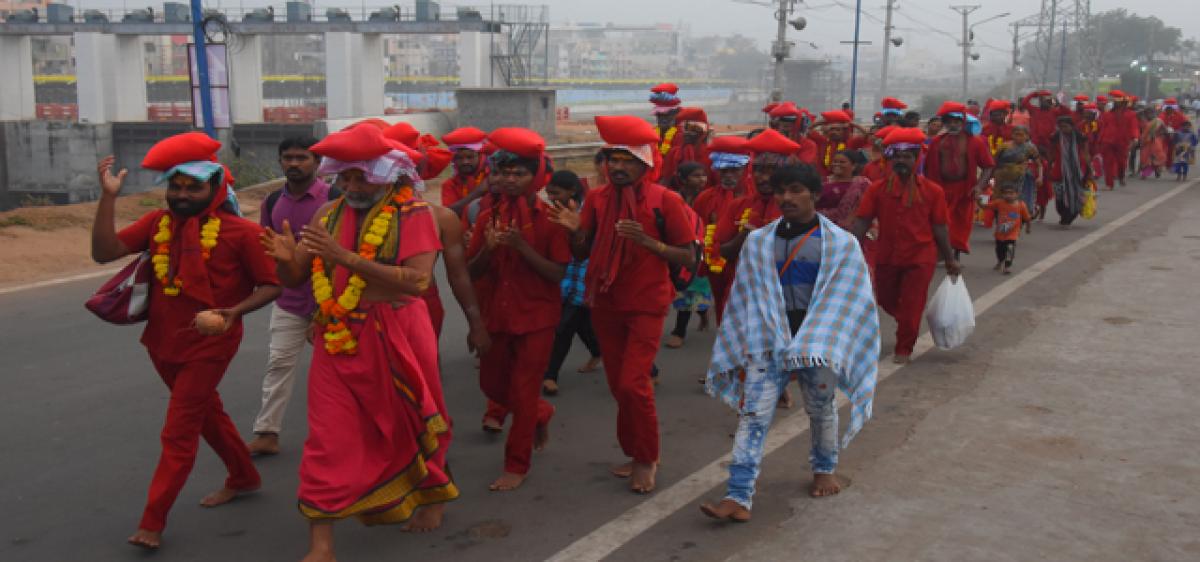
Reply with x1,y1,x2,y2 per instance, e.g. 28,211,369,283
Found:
984,99,1013,114
707,135,751,155
874,125,898,140
936,101,968,117
383,139,423,164
650,83,679,95
1073,94,1090,102
881,96,908,111
1096,94,1108,103
675,107,709,125
883,127,926,147
382,122,421,147
349,118,390,131
762,102,781,115
488,127,551,189
442,126,488,149
746,127,801,156
768,101,803,120
141,132,221,170
821,110,852,124
312,124,392,162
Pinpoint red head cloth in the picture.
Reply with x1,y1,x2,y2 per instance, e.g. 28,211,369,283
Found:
762,102,781,114
707,135,752,155
382,122,420,147
488,127,546,159
675,107,709,125
1083,103,1099,112
768,101,803,120
746,128,801,156
650,83,679,95
883,127,927,147
936,101,968,117
1130,95,1140,103
347,118,390,131
873,125,898,140
985,99,1013,114
311,123,393,162
141,132,222,170
383,139,423,163
442,126,488,149
880,96,908,110
820,110,852,124
1073,94,1090,102
595,115,661,147
1096,94,1108,103
1109,89,1128,100
1165,98,1179,106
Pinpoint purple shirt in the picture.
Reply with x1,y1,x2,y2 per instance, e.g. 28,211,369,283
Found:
261,178,331,317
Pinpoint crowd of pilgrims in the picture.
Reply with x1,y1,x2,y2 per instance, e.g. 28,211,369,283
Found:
87,80,1198,559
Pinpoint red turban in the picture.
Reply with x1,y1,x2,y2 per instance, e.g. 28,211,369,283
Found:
883,127,926,147
595,115,660,146
707,135,751,154
768,102,803,120
880,96,908,110
442,126,488,148
382,122,420,147
141,132,222,170
650,83,679,95
820,110,852,124
675,107,709,124
936,101,968,117
746,128,801,156
487,127,546,159
311,123,392,162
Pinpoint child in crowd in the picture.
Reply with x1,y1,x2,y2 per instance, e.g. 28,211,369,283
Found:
666,162,713,348
998,126,1042,219
1173,121,1197,182
983,183,1033,275
541,171,603,395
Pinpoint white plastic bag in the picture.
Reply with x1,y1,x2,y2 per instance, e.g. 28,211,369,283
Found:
925,276,975,350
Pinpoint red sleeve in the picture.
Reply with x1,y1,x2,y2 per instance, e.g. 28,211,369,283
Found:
441,177,462,207
927,184,950,226
465,208,490,259
659,190,699,247
1019,203,1032,224
116,211,163,253
237,222,280,287
972,136,996,168
1020,92,1037,111
854,182,881,220
544,221,572,264
396,206,443,263
796,139,818,165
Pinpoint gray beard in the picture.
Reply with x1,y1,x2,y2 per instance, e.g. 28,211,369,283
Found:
345,189,386,209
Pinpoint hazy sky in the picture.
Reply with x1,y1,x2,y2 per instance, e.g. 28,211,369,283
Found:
77,0,1200,71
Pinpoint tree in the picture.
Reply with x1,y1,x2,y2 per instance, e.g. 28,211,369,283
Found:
1118,69,1164,100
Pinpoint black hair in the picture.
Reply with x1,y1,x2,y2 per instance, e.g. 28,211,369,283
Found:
769,164,822,196
676,161,706,181
278,136,319,156
549,170,581,191
902,111,921,125
490,150,546,176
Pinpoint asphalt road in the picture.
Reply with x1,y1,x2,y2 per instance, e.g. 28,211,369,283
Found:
1,176,1193,562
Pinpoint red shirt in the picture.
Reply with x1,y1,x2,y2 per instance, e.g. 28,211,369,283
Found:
981,123,1013,156
1021,93,1071,148
467,203,571,335
692,186,738,226
855,176,950,266
984,199,1031,241
118,210,279,362
1098,108,1141,146
714,192,782,244
1160,110,1188,131
580,183,697,314
441,169,488,209
924,133,995,190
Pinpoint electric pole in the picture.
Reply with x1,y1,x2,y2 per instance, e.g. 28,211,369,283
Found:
879,0,896,99
952,5,980,100
1144,18,1156,101
770,0,795,102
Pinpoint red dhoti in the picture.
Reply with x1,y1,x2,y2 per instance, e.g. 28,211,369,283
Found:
421,283,445,337
298,299,457,524
874,263,936,356
1101,142,1130,188
141,355,260,532
942,181,976,253
479,328,556,474
589,309,663,464
707,269,735,324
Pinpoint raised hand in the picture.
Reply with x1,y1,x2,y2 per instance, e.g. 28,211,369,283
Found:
261,219,299,263
547,199,581,232
97,155,128,198
615,219,650,245
300,224,350,265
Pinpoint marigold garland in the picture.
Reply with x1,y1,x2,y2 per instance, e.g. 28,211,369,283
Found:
151,214,220,296
988,135,1005,156
659,126,678,156
703,224,726,273
823,142,847,169
311,188,414,356
737,207,753,233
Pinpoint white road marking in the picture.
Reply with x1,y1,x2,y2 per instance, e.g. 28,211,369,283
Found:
545,180,1195,562
0,267,121,296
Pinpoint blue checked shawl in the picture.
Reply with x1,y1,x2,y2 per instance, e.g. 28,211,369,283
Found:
706,214,881,447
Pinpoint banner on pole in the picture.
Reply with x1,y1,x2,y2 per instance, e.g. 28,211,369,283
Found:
187,43,231,129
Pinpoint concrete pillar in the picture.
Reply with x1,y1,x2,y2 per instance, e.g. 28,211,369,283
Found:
229,34,264,123
74,32,117,124
0,36,36,120
324,32,359,119
359,34,385,116
458,32,503,88
112,36,148,121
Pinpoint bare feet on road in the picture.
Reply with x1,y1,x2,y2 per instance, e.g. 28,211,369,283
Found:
200,485,258,507
127,529,161,549
609,461,633,478
488,472,527,492
699,499,752,522
247,433,280,456
577,357,602,373
401,504,445,533
630,462,657,494
810,473,843,497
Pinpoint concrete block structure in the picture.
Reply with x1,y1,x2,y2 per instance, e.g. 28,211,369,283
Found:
455,88,557,140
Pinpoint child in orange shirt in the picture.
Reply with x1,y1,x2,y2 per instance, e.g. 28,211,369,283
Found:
984,183,1032,275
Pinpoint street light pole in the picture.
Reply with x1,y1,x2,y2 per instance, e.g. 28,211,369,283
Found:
951,5,980,100
771,0,792,102
879,0,896,99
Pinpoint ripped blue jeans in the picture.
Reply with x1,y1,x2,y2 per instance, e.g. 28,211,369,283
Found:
725,360,838,509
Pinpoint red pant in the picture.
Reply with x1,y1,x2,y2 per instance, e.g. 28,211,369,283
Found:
590,309,664,464
943,182,976,254
142,356,260,532
874,262,936,356
479,329,556,474
1101,142,1131,188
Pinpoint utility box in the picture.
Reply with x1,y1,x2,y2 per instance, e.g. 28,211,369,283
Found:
163,2,190,23
416,0,439,22
46,3,74,23
286,2,311,22
326,8,351,22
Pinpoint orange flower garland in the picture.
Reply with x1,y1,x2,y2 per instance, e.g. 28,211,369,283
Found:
151,214,220,296
311,188,414,355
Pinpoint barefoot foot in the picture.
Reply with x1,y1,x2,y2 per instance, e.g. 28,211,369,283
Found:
488,472,527,492
665,335,684,349
577,357,602,373
892,354,911,365
247,432,280,456
542,379,559,396
630,462,657,494
609,461,633,478
300,549,337,562
699,499,751,522
127,529,161,550
401,504,445,533
810,473,843,497
482,416,503,433
200,485,258,508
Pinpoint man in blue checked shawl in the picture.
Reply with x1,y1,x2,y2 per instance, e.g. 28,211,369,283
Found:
699,164,880,523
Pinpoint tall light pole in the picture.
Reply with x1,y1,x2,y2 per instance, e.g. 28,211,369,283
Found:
952,5,981,100
735,0,803,102
879,0,898,99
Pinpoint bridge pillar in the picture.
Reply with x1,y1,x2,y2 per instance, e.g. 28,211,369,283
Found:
0,36,36,120
360,33,385,116
459,31,504,88
324,31,384,119
229,34,264,123
75,33,147,123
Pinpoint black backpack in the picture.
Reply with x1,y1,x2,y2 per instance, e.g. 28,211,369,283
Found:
645,185,703,292
262,185,343,226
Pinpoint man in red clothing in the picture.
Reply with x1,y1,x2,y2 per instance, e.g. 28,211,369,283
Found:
880,96,908,127
767,102,819,163
662,107,711,184
548,115,699,494
810,109,869,177
90,133,281,550
650,82,683,153
716,128,797,263
439,127,490,215
982,100,1014,156
1160,98,1188,158
1097,90,1142,189
1021,90,1071,150
694,135,752,321
924,101,995,257
852,128,961,364
466,128,571,492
